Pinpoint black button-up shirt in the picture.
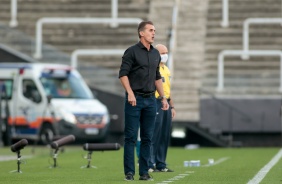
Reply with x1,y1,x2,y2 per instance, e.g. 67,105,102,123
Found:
119,42,161,93
119,42,162,93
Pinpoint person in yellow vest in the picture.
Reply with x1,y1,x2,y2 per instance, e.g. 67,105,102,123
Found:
148,44,176,172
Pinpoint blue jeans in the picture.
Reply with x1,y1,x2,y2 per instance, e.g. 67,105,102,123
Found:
123,94,156,176
149,99,172,170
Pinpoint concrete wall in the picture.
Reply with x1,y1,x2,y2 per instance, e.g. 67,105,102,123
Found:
200,97,281,133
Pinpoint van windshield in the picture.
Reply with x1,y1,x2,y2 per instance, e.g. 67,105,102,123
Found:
40,75,94,99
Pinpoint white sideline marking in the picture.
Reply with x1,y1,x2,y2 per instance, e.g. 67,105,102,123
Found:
0,156,16,161
156,171,192,184
161,181,173,183
247,148,282,184
202,157,230,167
213,157,230,165
0,155,32,161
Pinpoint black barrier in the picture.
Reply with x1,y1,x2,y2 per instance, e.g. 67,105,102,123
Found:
81,143,121,169
49,135,75,168
51,135,75,150
10,139,28,173
11,139,28,152
83,143,120,151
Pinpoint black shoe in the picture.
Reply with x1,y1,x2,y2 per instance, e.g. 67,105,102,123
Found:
139,174,153,181
124,173,134,181
159,167,174,172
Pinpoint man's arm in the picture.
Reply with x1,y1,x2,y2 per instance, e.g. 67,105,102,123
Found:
155,79,169,110
169,97,176,118
120,76,136,106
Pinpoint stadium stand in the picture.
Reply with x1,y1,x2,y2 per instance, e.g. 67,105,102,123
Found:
0,0,150,94
150,0,206,122
200,0,282,146
1,0,282,146
204,0,282,94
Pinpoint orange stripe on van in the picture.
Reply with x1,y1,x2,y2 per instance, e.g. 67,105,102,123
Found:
29,117,55,128
8,116,28,125
8,116,57,128
8,117,13,124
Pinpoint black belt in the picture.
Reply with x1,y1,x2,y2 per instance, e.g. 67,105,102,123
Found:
157,96,170,100
134,91,155,98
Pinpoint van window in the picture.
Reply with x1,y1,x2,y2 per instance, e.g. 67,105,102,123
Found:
0,79,13,100
22,80,42,103
40,75,93,99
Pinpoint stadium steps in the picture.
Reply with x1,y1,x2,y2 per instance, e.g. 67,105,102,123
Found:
0,0,206,123
0,0,149,56
172,0,211,122
194,0,282,145
150,0,210,122
0,0,150,95
202,0,282,95
195,0,282,142
1,23,125,94
148,0,174,44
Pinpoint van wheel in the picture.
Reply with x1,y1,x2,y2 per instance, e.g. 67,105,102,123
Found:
39,124,55,145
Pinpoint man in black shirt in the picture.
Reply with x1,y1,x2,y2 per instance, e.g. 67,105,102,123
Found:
119,21,169,181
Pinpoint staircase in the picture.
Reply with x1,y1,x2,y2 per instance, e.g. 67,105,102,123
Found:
149,0,209,121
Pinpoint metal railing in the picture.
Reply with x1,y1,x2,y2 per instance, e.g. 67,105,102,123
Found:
71,49,124,69
217,50,282,92
221,0,229,27
33,17,142,59
167,0,180,76
110,0,118,28
9,0,119,27
221,0,282,28
9,0,17,27
70,0,180,72
242,18,282,59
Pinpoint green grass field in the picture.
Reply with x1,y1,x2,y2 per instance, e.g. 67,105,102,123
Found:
0,145,282,184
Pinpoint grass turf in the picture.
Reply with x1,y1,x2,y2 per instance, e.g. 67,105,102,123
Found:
0,146,281,183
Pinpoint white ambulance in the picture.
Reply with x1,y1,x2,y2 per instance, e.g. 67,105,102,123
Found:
0,63,110,145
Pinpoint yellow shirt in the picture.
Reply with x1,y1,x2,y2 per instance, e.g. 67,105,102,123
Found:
155,65,171,98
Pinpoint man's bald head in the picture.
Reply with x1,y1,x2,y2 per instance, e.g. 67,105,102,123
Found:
155,44,168,55
156,44,169,64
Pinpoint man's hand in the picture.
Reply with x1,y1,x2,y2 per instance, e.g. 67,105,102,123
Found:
128,92,136,106
161,98,169,110
171,108,176,118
